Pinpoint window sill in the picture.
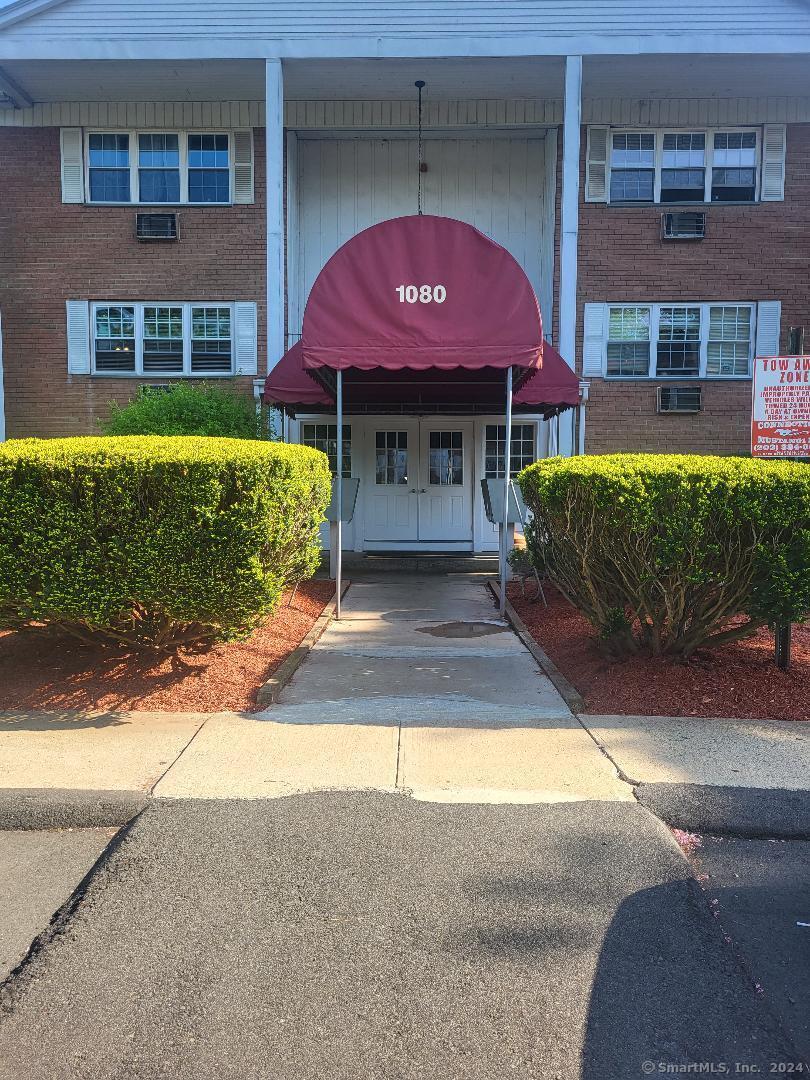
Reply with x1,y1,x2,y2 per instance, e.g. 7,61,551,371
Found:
604,201,761,209
602,375,752,382
85,202,235,208
89,372,237,379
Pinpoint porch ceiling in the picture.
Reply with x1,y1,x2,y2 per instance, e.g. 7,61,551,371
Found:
0,53,803,107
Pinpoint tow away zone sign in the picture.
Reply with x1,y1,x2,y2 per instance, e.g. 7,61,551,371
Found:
751,355,810,458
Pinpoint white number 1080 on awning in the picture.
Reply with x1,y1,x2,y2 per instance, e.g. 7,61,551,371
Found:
396,285,446,304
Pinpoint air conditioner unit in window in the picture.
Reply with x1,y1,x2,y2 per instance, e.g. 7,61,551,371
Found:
661,212,706,241
657,386,702,414
135,212,178,241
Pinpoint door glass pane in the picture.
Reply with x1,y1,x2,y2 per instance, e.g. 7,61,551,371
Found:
375,431,408,485
428,430,463,486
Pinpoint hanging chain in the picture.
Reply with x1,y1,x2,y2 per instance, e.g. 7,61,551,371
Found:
415,80,425,215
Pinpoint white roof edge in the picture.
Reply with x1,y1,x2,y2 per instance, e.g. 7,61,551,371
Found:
0,0,69,30
2,33,810,59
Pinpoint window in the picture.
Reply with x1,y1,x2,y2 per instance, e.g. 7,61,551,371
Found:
93,305,136,372
607,307,651,377
656,307,702,377
138,134,180,204
711,132,757,202
301,424,352,478
428,431,464,486
187,134,230,203
91,302,235,376
87,131,231,204
88,133,130,203
706,306,753,376
190,307,232,374
606,128,760,205
609,132,655,202
603,303,755,379
485,424,536,479
661,133,706,203
143,306,183,373
375,431,409,485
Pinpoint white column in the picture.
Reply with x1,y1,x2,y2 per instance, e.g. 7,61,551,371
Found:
499,366,513,618
335,371,343,620
558,55,582,457
265,58,285,374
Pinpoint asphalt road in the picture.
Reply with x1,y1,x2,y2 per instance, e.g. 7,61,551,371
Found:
0,827,115,980
0,793,802,1080
691,834,810,1068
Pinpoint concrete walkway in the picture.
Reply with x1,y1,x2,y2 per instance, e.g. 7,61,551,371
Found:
155,575,630,803
2,577,806,812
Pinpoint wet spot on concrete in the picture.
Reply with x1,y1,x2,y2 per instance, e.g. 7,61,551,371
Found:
415,621,509,639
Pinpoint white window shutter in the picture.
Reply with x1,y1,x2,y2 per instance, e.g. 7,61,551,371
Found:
760,125,786,202
60,128,85,203
585,127,609,203
755,301,782,358
233,302,258,375
232,130,254,204
66,301,91,374
582,303,607,376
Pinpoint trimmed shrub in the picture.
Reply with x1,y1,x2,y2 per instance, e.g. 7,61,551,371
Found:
519,454,810,658
102,383,269,439
0,436,331,650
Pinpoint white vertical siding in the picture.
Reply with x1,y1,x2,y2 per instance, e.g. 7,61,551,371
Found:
295,133,554,340
3,98,810,128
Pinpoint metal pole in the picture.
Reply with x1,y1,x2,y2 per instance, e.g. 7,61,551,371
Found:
499,366,513,618
335,370,343,620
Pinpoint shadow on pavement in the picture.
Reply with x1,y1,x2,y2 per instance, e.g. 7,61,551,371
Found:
581,879,801,1077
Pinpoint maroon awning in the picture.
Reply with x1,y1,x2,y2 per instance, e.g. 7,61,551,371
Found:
264,337,580,414
263,213,580,413
301,215,543,376
262,341,333,408
514,341,580,411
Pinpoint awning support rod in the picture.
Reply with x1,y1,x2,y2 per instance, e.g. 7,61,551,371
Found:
499,365,513,618
335,369,343,620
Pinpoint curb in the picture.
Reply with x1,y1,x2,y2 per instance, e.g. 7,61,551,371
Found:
255,580,351,708
0,788,149,831
488,581,586,714
635,782,810,840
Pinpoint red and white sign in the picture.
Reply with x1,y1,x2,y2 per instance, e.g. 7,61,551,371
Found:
751,355,810,458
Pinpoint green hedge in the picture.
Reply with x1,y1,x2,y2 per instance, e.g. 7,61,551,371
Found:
0,436,331,650
519,453,810,658
102,383,269,439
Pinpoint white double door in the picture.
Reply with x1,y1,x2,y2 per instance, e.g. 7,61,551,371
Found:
365,421,473,545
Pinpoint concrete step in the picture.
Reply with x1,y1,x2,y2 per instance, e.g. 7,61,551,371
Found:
325,553,499,575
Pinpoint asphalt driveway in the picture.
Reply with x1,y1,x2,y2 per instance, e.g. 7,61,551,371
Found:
0,793,801,1080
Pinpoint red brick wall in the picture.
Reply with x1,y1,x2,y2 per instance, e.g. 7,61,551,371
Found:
0,127,266,437
576,123,810,455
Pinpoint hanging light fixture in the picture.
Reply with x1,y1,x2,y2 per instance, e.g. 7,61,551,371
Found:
415,80,426,215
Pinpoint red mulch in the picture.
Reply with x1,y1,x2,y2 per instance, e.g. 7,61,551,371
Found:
0,581,335,713
508,582,810,722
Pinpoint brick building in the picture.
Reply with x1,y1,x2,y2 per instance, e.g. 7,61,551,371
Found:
0,1,807,552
